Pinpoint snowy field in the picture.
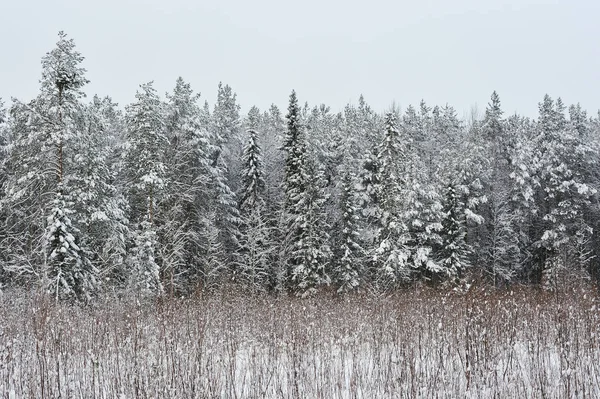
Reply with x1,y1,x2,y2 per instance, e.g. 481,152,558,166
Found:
1,287,599,398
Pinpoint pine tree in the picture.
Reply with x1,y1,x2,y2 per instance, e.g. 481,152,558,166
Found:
67,97,127,279
160,77,213,293
246,106,261,131
42,33,101,300
123,82,167,295
124,83,167,224
0,32,99,300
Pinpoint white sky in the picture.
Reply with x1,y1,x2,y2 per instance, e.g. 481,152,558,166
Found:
1,0,599,118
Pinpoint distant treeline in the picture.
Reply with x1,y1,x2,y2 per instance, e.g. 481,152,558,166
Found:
0,32,599,301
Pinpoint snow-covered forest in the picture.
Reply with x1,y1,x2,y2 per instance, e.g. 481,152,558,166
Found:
1,32,599,301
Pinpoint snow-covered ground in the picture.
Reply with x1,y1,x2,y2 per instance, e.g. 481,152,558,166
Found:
1,288,599,398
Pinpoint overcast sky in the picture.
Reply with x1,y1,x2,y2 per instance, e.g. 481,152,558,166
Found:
1,0,599,119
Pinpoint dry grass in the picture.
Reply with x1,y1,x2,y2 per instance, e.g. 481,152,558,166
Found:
1,285,600,398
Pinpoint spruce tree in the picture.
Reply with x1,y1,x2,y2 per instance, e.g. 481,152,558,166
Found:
533,95,596,289
0,100,49,279
211,83,242,265
259,104,287,290
437,183,471,282
261,104,286,215
282,90,306,289
400,103,444,281
373,112,411,287
479,92,520,284
283,91,331,295
237,128,272,290
334,171,365,292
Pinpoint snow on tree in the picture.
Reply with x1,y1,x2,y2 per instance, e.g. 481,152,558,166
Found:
210,82,242,265
484,194,521,284
475,92,521,284
66,96,128,282
39,31,89,182
123,82,167,295
282,90,308,289
0,32,99,300
235,128,273,291
158,77,213,293
212,82,242,162
430,104,487,282
532,95,597,289
333,171,365,292
239,129,266,211
305,104,337,177
372,112,412,287
0,97,4,176
198,211,227,290
403,179,445,281
0,98,5,188
356,97,384,240
569,104,600,278
3,34,600,297
44,189,99,301
128,220,162,294
282,91,331,295
0,100,50,279
259,104,286,215
254,104,287,290
290,160,332,296
343,96,380,174
437,183,471,282
400,103,445,281
0,99,8,286
41,32,101,301
89,96,129,284
359,143,381,251
124,82,167,224
246,106,261,131
282,91,306,221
